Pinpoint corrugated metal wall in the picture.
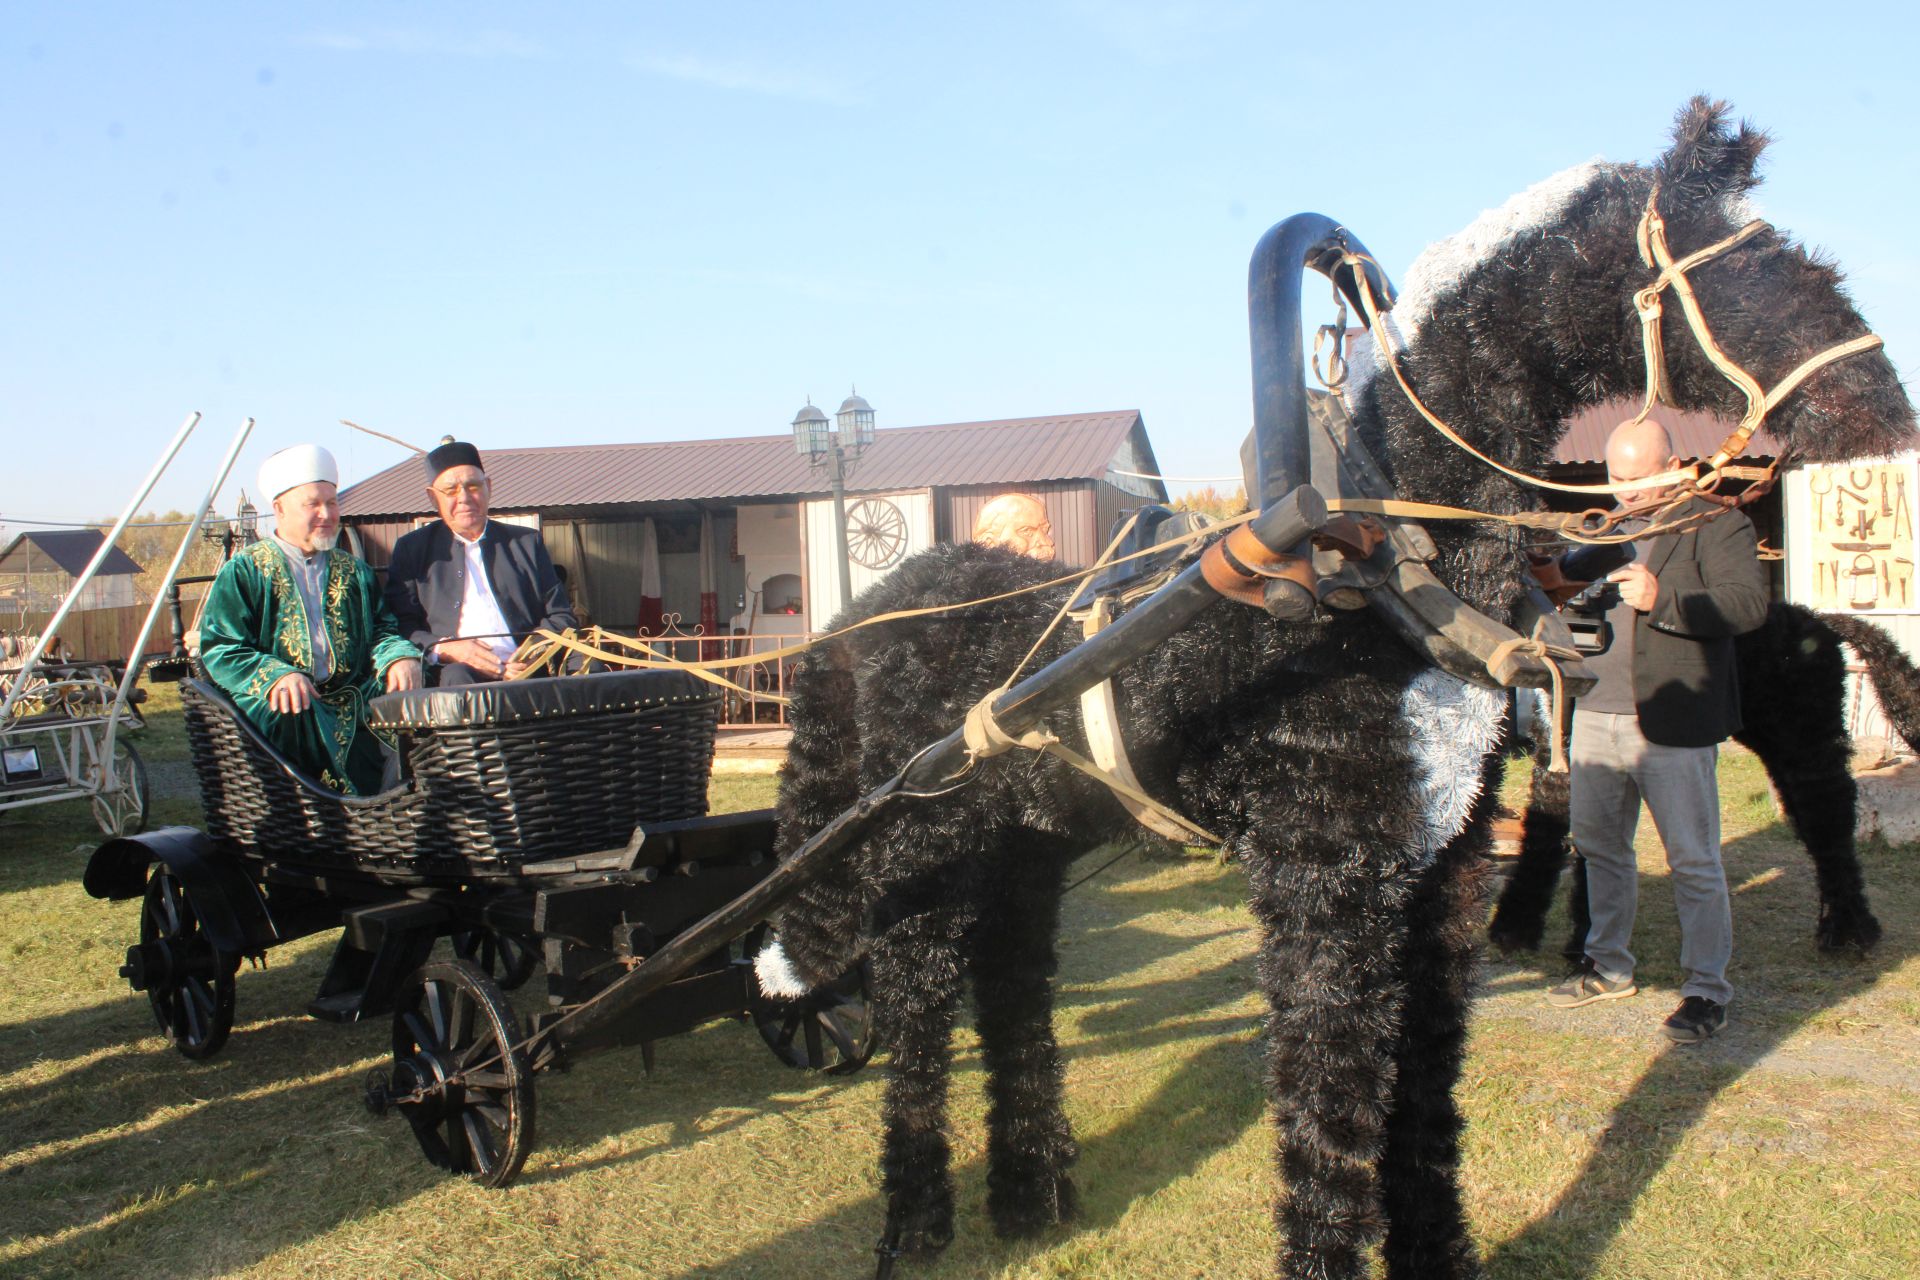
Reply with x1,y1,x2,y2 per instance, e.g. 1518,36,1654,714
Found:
801,491,934,623
347,519,424,568
940,481,1101,568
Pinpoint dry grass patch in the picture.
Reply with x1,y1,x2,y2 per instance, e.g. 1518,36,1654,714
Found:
1,698,1916,1278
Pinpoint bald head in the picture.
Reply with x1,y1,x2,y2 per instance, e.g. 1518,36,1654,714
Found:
1605,418,1678,495
973,493,1057,561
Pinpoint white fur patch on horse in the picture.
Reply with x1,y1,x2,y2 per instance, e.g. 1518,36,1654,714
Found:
1346,160,1608,404
1400,668,1508,861
753,936,811,999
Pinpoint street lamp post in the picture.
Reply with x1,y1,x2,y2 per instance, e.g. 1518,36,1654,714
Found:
792,391,876,610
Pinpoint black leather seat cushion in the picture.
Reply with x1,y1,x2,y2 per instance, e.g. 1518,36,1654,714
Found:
368,669,717,730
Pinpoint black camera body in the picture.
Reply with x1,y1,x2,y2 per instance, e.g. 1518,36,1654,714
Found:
1556,541,1636,653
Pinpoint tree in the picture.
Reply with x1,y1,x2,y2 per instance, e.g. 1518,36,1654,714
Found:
1168,485,1248,520
97,511,231,604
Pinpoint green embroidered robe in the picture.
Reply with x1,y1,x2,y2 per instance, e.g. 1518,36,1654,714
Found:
199,541,421,795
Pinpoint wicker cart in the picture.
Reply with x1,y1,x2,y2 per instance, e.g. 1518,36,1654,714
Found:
85,667,872,1188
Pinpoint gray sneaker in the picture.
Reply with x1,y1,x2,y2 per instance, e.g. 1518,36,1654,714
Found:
1547,962,1638,1008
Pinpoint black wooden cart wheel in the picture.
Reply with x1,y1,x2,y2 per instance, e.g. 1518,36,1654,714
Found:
449,927,540,991
370,960,535,1189
123,864,237,1060
746,929,877,1075
90,740,149,838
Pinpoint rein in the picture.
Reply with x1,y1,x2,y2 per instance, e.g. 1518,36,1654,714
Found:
1330,185,1883,544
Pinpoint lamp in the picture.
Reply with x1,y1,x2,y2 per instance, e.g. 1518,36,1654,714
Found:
790,387,878,611
792,402,831,459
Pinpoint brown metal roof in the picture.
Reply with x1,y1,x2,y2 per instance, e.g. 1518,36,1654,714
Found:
340,411,1158,518
0,529,146,577
1555,399,1778,466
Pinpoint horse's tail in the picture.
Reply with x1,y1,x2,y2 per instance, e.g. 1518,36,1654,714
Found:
1820,612,1920,752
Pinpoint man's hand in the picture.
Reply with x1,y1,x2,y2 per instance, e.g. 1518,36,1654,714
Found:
385,658,424,692
432,638,505,677
503,660,531,681
267,672,315,714
1609,563,1660,612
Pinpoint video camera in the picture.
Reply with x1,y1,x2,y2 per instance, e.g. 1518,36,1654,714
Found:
1555,541,1636,653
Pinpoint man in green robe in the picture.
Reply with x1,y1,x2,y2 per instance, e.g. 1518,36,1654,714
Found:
199,444,423,794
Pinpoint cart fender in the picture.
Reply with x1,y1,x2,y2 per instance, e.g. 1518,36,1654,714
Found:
84,826,277,956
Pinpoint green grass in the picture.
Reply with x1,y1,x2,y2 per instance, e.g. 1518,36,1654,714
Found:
2,693,1917,1278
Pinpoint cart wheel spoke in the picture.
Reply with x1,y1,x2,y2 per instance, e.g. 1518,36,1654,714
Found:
91,740,149,837
134,866,236,1061
450,987,478,1054
747,940,877,1075
803,1017,825,1066
445,1115,470,1173
818,1011,862,1063
382,960,535,1189
450,928,540,991
400,1011,438,1055
424,981,452,1047
180,984,207,1042
157,879,183,937
463,1112,498,1174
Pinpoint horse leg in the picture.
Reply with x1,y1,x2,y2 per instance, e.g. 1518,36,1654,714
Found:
969,832,1079,1238
1488,734,1572,954
1380,758,1501,1280
1745,730,1881,952
868,872,971,1260
1733,608,1879,950
1562,852,1593,964
1248,834,1417,1280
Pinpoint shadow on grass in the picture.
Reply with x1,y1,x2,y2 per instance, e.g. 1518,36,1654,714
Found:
0,832,1326,1275
661,1032,1265,1280
1482,822,1913,1280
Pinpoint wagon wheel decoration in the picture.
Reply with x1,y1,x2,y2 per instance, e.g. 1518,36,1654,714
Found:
370,960,535,1188
89,740,149,838
845,498,909,570
122,864,238,1060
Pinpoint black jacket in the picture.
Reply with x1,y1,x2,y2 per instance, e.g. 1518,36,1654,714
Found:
383,520,575,655
1628,499,1768,747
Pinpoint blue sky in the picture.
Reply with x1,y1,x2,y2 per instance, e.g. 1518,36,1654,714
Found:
4,2,1915,532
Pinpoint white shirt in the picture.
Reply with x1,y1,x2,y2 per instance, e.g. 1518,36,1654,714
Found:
440,524,517,664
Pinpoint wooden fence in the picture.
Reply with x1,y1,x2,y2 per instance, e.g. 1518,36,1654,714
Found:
10,587,208,665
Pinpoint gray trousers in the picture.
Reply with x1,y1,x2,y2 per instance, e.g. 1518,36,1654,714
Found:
1569,708,1733,1004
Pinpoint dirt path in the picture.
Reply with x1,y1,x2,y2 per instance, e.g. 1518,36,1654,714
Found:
1475,955,1920,1092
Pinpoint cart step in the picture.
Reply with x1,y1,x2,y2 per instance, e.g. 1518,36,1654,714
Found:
308,900,448,1023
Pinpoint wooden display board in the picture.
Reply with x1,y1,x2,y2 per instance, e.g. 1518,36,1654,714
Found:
1803,460,1916,612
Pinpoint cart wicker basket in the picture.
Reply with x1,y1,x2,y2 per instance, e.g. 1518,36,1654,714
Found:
181,670,721,879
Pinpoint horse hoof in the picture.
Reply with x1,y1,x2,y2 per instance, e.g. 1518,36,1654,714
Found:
1816,905,1882,954
989,1174,1080,1238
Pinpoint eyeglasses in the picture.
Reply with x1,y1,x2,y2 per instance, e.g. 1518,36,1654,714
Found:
432,481,488,498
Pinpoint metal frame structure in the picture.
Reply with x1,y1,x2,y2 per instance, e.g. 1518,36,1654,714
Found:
1,414,253,837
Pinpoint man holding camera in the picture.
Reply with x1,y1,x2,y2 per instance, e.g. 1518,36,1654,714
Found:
1546,418,1767,1041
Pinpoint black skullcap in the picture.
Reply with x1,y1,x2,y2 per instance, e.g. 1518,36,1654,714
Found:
424,437,484,479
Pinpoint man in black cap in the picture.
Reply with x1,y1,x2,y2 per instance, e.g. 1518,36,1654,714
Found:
384,438,576,685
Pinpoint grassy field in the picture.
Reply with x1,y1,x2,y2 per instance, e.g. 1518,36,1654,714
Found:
2,684,1916,1278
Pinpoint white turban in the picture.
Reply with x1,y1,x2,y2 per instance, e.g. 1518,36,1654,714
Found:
258,444,339,502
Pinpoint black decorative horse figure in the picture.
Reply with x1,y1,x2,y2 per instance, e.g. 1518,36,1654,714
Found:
756,98,1917,1278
